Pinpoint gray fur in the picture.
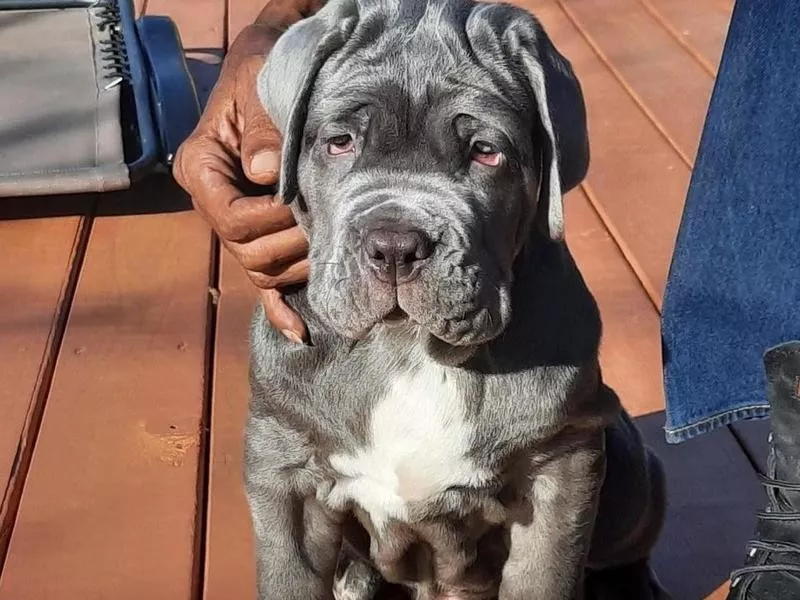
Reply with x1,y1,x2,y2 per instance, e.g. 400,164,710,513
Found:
247,1,667,599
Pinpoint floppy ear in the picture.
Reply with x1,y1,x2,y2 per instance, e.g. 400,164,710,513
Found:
257,0,360,207
504,10,590,241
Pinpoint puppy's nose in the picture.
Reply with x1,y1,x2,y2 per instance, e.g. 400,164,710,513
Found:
363,227,433,284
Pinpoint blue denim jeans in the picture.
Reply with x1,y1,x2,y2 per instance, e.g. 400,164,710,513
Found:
661,0,800,443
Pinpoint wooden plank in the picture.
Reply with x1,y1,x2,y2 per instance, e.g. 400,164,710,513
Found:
228,0,263,40
203,3,263,597
204,253,258,600
707,582,731,600
146,0,232,598
565,190,664,417
0,180,213,600
1,0,225,592
643,0,732,76
556,0,716,164
0,204,90,556
525,0,692,306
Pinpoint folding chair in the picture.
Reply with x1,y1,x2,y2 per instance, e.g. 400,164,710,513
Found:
0,0,199,197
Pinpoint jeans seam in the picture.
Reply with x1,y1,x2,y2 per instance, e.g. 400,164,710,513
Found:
665,404,771,444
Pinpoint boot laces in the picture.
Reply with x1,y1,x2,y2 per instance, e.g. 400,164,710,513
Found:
730,474,800,587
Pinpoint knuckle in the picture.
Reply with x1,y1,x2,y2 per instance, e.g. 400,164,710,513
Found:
216,216,251,243
172,142,193,188
247,247,279,272
173,135,212,192
258,248,279,270
247,269,279,290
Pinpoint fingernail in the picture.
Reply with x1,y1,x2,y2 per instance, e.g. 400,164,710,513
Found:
281,329,303,345
251,151,281,176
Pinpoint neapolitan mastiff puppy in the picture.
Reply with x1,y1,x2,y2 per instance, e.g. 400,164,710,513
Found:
246,1,669,598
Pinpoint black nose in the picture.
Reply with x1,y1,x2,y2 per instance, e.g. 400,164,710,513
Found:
363,227,433,284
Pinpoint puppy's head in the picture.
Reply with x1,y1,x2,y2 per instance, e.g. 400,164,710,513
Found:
260,0,588,353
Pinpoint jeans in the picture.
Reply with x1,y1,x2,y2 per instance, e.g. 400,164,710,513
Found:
661,0,800,443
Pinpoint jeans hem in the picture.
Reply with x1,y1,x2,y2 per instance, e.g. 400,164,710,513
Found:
664,404,771,444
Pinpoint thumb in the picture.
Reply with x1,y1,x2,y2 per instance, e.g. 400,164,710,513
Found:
260,288,309,344
241,99,284,187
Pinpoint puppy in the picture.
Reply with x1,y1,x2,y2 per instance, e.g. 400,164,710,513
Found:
246,1,669,598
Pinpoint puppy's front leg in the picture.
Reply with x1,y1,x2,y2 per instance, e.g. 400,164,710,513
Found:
500,430,605,600
245,415,343,600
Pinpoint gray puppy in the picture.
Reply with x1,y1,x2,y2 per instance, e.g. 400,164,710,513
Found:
246,1,668,599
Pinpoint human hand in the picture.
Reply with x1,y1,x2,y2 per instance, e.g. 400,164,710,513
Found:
174,10,319,343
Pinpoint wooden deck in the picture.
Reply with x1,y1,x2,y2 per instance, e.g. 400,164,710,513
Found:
0,1,763,599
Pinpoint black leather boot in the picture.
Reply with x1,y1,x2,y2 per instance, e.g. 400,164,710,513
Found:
727,341,800,600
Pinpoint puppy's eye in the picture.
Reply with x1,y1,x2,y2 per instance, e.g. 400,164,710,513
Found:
326,134,355,156
470,141,502,167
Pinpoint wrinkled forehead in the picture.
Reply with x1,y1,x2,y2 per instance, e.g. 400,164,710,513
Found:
306,2,533,121
306,34,536,144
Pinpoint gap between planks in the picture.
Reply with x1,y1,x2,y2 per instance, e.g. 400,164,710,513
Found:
636,0,718,77
554,0,694,171
191,233,221,600
580,182,663,313
0,207,94,570
145,0,230,596
140,0,229,593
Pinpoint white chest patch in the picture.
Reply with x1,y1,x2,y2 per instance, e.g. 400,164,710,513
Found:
327,361,491,531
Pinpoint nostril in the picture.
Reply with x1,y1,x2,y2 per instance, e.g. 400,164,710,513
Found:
410,232,433,262
365,235,391,266
397,246,419,266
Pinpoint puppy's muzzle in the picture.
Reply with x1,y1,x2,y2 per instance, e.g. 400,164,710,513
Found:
362,225,435,285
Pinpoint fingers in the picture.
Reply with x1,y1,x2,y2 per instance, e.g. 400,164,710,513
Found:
245,257,309,290
174,37,289,241
261,288,309,344
171,22,312,345
178,139,295,243
226,39,285,186
177,133,311,345
223,225,308,273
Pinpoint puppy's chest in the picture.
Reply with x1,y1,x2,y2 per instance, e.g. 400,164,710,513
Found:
323,363,492,529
